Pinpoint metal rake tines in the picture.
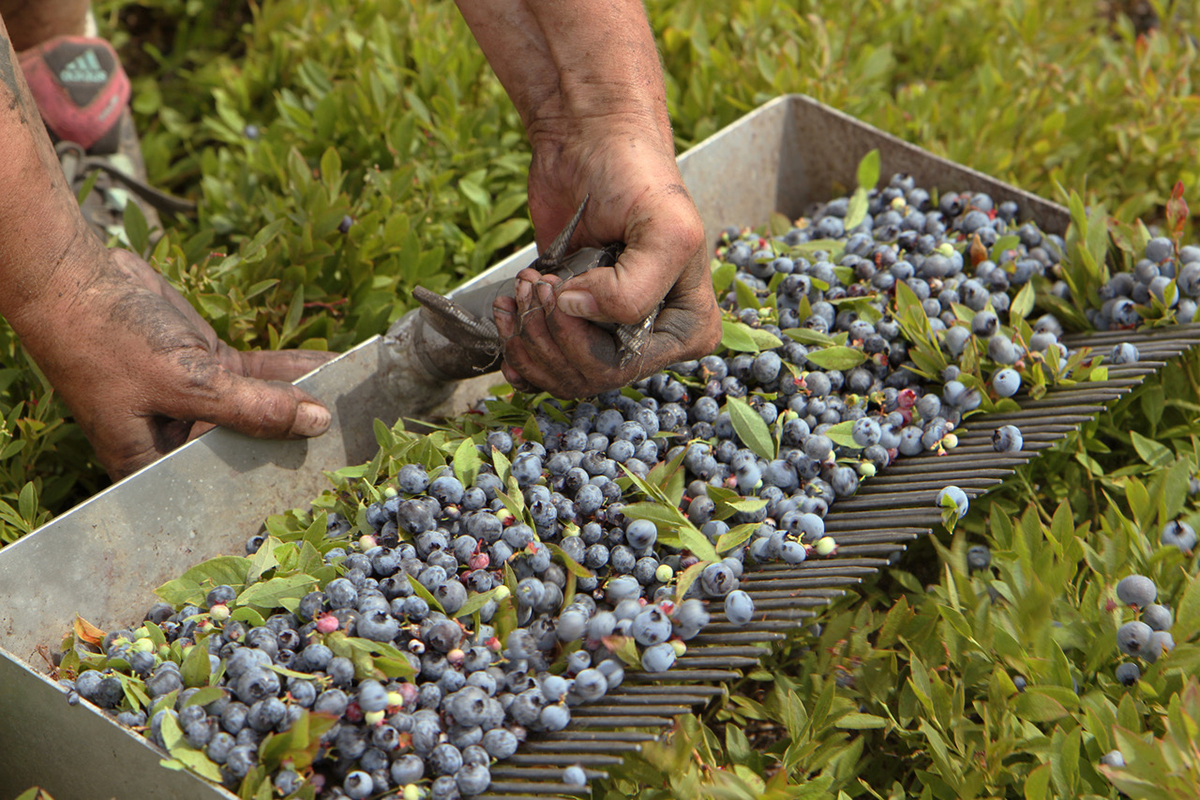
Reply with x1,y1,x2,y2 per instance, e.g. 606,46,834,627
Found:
486,324,1200,798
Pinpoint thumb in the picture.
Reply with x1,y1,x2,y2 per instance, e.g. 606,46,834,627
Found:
554,194,706,326
166,368,332,440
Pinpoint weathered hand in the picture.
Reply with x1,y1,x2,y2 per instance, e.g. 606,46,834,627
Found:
492,118,722,396
19,248,335,480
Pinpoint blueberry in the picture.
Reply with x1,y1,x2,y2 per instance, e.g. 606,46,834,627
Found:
641,641,677,672
482,727,519,759
992,425,1023,452
563,765,588,787
456,762,492,795
1142,603,1173,631
630,606,672,646
991,367,1021,397
937,486,969,520
1160,520,1197,552
1110,342,1139,365
1099,749,1126,769
1144,630,1175,664
1116,575,1157,607
625,518,658,550
1116,620,1153,657
724,590,755,626
966,545,991,571
343,770,374,800
1114,662,1141,686
388,753,425,786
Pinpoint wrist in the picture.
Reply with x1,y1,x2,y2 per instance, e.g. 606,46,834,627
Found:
2,212,108,348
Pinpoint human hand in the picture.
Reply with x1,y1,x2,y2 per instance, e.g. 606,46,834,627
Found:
18,248,336,480
492,117,722,397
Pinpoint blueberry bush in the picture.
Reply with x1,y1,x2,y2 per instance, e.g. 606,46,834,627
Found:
8,1,1200,799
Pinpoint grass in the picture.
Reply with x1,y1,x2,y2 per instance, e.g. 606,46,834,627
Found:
4,0,1200,797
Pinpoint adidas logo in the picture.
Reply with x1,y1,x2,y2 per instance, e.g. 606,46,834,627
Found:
58,49,108,84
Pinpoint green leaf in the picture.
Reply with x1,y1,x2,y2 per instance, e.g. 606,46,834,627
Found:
1174,573,1200,642
259,708,338,773
720,319,763,353
607,635,641,669
675,560,707,604
124,198,150,255
407,573,445,615
716,523,757,553
711,260,736,295
455,586,505,619
235,574,318,612
725,396,775,460
1130,431,1172,468
856,148,881,189
183,686,225,708
735,278,761,310
844,188,868,231
453,437,482,488
544,542,594,579
836,711,887,729
181,641,212,688
804,346,867,371
783,327,837,347
822,419,860,449
1009,281,1035,320
679,524,719,563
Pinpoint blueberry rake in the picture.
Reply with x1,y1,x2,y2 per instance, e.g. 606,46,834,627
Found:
467,323,1200,800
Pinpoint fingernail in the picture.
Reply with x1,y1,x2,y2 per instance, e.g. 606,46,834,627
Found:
557,289,599,319
494,307,514,338
515,279,532,307
536,282,554,307
294,401,331,437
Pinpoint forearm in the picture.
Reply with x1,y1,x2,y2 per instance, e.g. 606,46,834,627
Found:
0,15,102,335
454,0,672,144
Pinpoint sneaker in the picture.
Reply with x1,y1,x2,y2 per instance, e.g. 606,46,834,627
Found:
18,35,193,242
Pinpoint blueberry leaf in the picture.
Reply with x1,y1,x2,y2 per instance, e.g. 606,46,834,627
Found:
844,189,868,231
406,574,445,615
674,561,707,604
678,524,719,563
782,327,836,347
1009,281,1035,320
725,396,775,460
235,574,318,614
544,542,594,580
711,260,736,295
823,420,860,449
455,586,506,619
259,708,338,773
804,346,867,371
719,320,762,353
716,523,756,554
856,148,881,189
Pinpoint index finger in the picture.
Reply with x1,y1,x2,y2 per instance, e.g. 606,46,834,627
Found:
555,182,706,326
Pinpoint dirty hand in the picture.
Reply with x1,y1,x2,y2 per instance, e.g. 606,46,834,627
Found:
493,125,721,395
17,248,336,480
456,0,722,397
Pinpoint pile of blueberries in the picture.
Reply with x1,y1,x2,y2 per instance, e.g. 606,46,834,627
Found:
63,172,1193,800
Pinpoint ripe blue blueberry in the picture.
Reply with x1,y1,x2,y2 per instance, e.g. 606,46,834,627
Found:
724,590,755,625
1116,620,1152,657
937,486,969,520
992,425,1023,452
640,641,677,672
1116,575,1157,607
